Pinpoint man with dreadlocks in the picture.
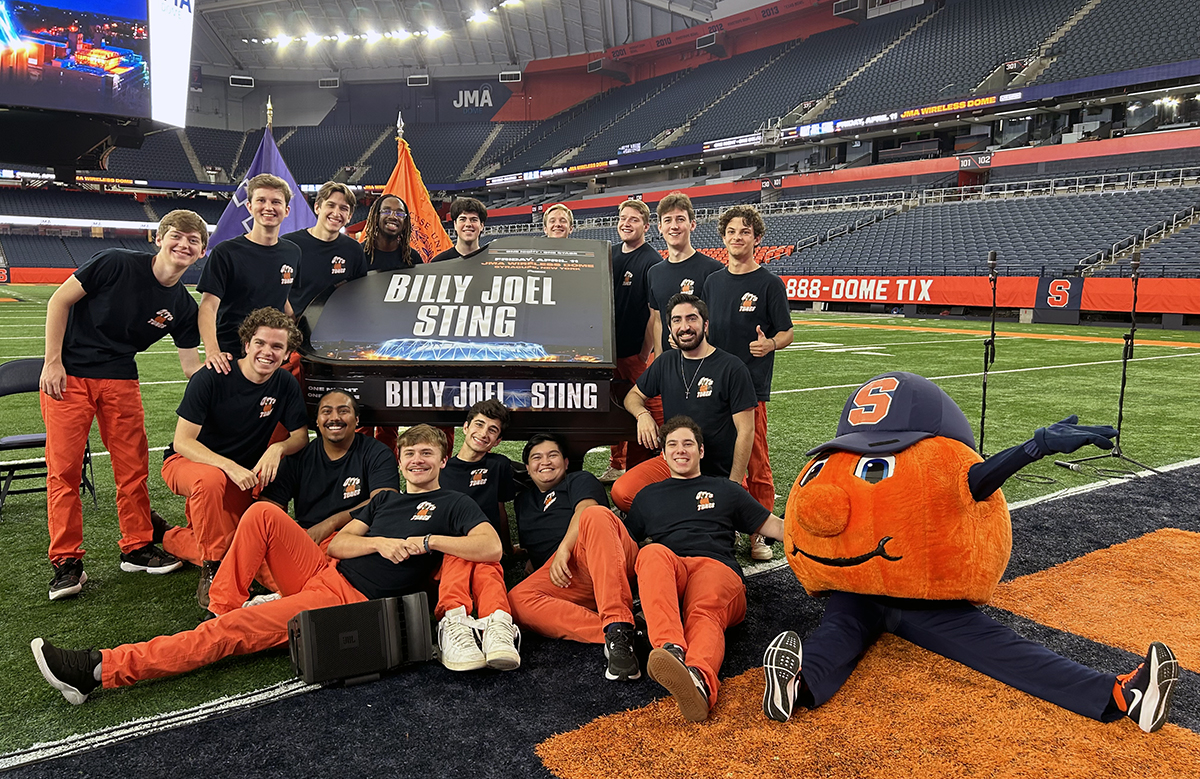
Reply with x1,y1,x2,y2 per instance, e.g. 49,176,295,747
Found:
361,194,421,271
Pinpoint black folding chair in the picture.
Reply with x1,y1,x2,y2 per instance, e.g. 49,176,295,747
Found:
0,358,96,517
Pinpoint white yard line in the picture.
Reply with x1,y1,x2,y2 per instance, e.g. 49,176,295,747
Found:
770,352,1200,396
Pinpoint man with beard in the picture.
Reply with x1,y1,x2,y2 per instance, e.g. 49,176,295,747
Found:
430,198,489,262
253,390,399,550
613,293,757,511
646,193,722,357
361,194,420,271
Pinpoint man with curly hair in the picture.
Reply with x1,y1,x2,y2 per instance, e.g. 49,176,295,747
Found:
160,308,310,607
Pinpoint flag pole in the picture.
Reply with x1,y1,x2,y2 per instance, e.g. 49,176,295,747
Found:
267,96,274,132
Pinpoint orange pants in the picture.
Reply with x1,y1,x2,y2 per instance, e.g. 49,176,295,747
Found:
747,401,775,512
161,453,255,564
436,555,510,620
509,506,640,643
611,457,670,513
610,355,661,471
102,505,364,688
40,376,152,561
635,544,747,707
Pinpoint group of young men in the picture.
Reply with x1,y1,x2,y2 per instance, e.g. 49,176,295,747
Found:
32,180,798,723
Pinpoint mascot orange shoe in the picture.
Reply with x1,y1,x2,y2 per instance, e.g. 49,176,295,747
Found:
762,372,1178,734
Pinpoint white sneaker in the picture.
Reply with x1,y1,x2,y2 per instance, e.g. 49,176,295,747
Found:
438,605,487,671
598,467,626,484
481,609,521,671
750,534,774,562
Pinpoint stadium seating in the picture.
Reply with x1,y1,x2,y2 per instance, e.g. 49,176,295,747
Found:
145,196,231,224
279,125,391,184
1037,0,1200,85
184,127,244,176
0,235,77,268
96,131,197,184
776,188,1200,277
1095,222,1200,278
674,7,930,146
0,188,150,221
821,0,1083,122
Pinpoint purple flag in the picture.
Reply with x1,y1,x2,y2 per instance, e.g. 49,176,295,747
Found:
207,127,315,253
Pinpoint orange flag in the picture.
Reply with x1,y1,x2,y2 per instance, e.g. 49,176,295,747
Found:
385,137,452,261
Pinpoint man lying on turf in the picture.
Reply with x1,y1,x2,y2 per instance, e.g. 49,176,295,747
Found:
626,416,786,721
32,425,502,703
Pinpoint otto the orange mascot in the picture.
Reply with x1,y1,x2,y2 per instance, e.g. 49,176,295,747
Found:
762,372,1178,733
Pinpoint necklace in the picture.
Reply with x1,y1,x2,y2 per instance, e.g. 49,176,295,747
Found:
680,355,706,399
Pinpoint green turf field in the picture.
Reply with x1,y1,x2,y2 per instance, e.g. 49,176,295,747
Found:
2,283,1199,755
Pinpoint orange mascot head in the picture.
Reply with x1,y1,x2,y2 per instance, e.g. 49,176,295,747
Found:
785,372,1011,604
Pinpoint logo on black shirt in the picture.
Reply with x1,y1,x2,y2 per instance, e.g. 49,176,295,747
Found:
331,256,347,275
280,264,295,284
697,378,714,398
622,270,633,287
148,309,174,329
543,492,557,511
259,396,277,418
412,501,436,521
739,293,759,312
696,491,715,511
470,468,488,487
342,477,361,500
679,278,696,294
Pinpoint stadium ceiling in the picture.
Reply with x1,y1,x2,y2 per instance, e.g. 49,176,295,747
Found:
194,0,721,81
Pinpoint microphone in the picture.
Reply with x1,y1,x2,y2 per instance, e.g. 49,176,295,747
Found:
987,250,997,279
1054,460,1082,472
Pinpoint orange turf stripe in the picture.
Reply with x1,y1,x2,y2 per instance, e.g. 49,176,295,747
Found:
537,635,1200,778
991,529,1200,670
791,319,1200,349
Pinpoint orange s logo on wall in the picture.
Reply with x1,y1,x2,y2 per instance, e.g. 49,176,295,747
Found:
847,377,899,426
1047,279,1071,308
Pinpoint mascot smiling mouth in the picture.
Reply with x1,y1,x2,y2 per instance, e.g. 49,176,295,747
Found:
792,537,903,567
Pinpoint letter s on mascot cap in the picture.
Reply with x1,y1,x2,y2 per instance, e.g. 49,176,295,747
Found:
784,371,1011,603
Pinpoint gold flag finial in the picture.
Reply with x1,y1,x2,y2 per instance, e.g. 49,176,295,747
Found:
267,96,274,130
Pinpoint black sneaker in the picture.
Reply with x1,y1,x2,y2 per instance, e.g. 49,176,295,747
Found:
31,638,101,705
762,630,803,722
149,509,171,546
49,559,87,601
196,560,220,609
647,642,710,722
1117,642,1179,733
603,623,641,681
120,544,183,574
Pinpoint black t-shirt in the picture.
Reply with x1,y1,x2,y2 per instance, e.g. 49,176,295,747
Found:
338,488,488,600
63,249,200,380
166,365,308,469
636,347,757,478
612,243,662,359
259,434,399,528
440,452,516,528
646,251,724,352
282,229,368,314
365,244,422,272
429,244,488,263
703,267,793,401
514,471,608,570
625,475,768,578
197,235,301,357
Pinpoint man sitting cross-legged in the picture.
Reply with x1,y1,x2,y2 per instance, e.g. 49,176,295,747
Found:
508,433,642,682
251,390,399,554
159,308,310,608
434,399,521,672
31,425,502,703
625,415,785,722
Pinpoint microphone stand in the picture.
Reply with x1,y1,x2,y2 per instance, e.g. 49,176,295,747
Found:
1064,250,1158,477
978,251,997,457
